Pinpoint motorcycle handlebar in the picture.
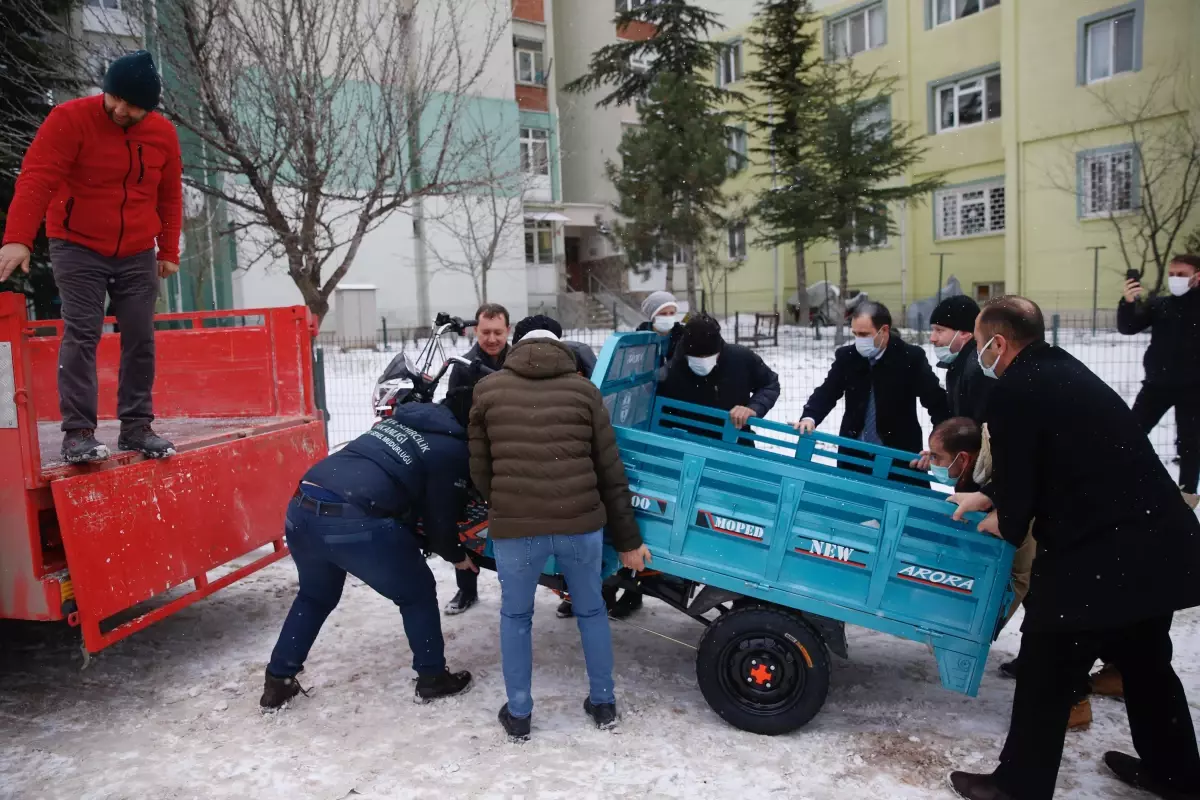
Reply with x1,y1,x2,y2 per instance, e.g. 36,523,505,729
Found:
434,312,476,335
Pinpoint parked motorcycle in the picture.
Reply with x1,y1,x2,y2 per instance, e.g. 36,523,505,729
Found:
373,312,477,419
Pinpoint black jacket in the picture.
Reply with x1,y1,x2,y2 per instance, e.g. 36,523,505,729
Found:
658,341,781,418
1117,292,1200,388
938,337,992,423
303,403,470,563
982,342,1200,632
447,341,508,396
802,333,950,454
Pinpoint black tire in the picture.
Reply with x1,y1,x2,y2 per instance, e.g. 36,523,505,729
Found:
695,605,830,736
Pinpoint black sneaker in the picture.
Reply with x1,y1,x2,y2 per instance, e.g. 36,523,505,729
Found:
998,658,1018,680
498,703,531,742
118,425,176,459
948,771,1017,800
260,669,307,710
610,589,644,621
1105,751,1200,800
556,599,574,618
62,429,110,464
414,669,472,703
584,697,618,730
443,591,478,616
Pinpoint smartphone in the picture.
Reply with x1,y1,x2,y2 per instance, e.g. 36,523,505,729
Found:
1126,269,1141,282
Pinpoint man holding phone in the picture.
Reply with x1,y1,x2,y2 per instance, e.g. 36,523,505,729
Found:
1119,255,1200,495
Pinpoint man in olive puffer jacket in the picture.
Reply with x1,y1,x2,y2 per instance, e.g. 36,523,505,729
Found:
469,315,651,741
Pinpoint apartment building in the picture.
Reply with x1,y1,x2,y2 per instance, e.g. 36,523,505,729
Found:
714,0,1200,316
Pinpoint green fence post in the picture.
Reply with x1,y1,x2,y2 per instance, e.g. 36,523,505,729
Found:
381,317,388,349
313,346,330,444
1052,314,1060,348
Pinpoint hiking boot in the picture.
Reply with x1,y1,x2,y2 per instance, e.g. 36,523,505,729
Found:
1090,663,1124,700
998,658,1018,680
1105,751,1200,800
584,697,618,730
260,669,307,710
1069,697,1092,732
609,589,643,621
556,599,574,618
414,669,472,703
117,425,176,459
498,703,531,742
948,772,1017,800
62,429,109,464
443,590,478,616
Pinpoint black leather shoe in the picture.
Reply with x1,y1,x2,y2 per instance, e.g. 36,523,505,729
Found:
998,658,1018,680
498,703,531,742
584,697,618,730
414,669,472,703
260,669,307,710
1105,751,1200,800
62,429,110,464
118,425,176,458
443,590,478,616
948,771,1017,800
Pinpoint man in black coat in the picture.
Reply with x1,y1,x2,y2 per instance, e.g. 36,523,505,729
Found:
443,303,511,615
929,295,991,422
796,302,949,483
1119,253,1200,494
948,296,1200,800
658,313,781,439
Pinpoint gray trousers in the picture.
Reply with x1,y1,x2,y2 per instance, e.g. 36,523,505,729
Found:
50,240,159,432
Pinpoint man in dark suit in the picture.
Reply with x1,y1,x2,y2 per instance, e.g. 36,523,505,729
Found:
948,296,1200,800
796,301,949,484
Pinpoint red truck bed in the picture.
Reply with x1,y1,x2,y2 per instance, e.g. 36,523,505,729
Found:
0,295,327,653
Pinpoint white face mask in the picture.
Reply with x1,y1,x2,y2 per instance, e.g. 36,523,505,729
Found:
687,354,719,376
854,332,880,359
934,334,965,364
978,335,1000,380
652,315,678,333
1168,276,1194,297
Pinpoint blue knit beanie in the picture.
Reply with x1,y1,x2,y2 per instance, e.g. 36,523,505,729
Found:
103,50,162,112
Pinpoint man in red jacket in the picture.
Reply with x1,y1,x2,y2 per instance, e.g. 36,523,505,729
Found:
0,51,183,462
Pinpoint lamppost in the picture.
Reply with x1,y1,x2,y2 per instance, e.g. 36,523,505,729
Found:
931,252,953,304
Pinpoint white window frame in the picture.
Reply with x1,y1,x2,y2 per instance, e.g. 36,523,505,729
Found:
1084,11,1136,84
727,223,747,261
525,221,555,265
1079,147,1137,218
519,128,550,177
930,0,1000,29
718,42,743,87
935,70,1001,133
935,180,1006,240
827,2,886,60
726,126,748,173
514,47,546,86
973,281,1005,302
850,208,889,251
629,49,657,73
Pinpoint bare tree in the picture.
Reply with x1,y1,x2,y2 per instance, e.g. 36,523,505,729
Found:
425,115,526,306
1051,70,1200,293
94,0,510,324
692,226,745,312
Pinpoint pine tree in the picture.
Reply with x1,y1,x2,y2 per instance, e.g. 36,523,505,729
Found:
810,61,943,338
564,0,736,308
0,0,81,317
744,0,827,323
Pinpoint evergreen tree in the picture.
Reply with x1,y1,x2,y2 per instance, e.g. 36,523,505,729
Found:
0,0,80,318
565,0,736,307
744,0,827,323
810,61,943,337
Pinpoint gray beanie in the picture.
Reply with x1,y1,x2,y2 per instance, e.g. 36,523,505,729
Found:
641,291,679,320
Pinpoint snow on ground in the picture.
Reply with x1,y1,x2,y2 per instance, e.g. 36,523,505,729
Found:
3,551,1198,800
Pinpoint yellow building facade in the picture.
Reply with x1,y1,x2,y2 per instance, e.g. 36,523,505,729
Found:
716,0,1200,319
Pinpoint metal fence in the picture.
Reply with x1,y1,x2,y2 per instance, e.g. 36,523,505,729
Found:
313,312,1180,479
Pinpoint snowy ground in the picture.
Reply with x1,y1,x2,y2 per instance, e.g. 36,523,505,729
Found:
2,552,1198,800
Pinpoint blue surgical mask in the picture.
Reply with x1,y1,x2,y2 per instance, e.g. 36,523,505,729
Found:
934,345,958,364
931,453,963,483
978,335,1000,380
854,333,880,359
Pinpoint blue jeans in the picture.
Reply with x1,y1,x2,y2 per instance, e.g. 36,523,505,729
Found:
492,530,615,718
267,496,446,678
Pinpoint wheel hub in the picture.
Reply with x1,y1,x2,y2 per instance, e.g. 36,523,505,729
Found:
719,634,806,715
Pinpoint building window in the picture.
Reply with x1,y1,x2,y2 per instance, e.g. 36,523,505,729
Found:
935,70,1001,132
727,223,747,260
674,245,689,265
1079,146,1136,217
936,180,1005,239
86,0,121,7
1085,11,1136,83
854,99,891,141
931,0,1000,28
616,0,657,10
629,49,656,73
851,207,889,250
525,221,555,265
828,2,885,60
514,47,546,86
726,127,748,173
974,282,1005,302
718,42,743,86
520,128,550,177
